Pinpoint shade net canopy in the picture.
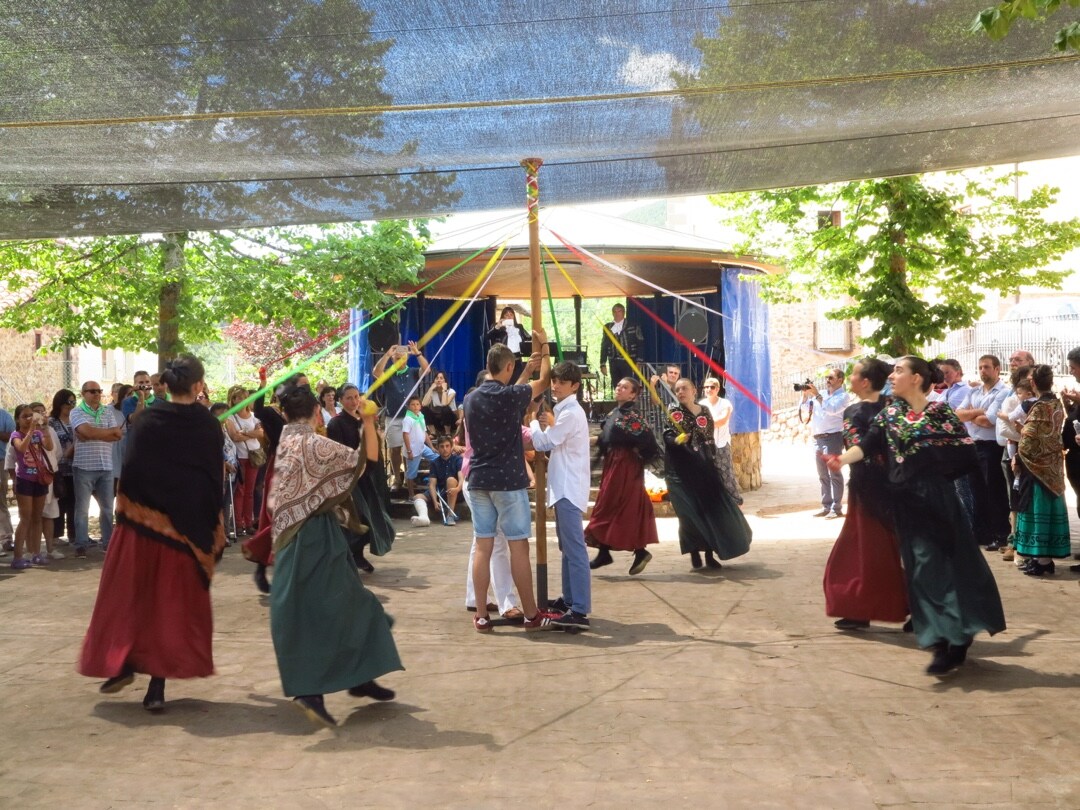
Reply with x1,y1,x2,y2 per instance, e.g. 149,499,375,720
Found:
3,0,1080,239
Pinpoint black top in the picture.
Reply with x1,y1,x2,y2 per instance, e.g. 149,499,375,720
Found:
463,380,532,491
485,322,530,354
253,394,286,454
119,401,223,582
842,399,889,507
600,319,644,364
383,367,422,417
599,401,660,464
326,411,362,450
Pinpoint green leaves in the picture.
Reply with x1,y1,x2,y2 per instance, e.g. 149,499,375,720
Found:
0,220,431,363
972,0,1080,50
713,170,1080,356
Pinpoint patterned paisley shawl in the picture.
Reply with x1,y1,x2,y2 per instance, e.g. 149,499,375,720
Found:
269,422,363,549
1018,395,1066,496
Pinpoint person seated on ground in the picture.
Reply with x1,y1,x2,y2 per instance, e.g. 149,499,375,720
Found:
422,371,460,438
402,395,440,502
426,435,463,526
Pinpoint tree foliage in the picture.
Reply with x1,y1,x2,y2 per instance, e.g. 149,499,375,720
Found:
714,171,1080,356
0,220,432,364
972,0,1080,52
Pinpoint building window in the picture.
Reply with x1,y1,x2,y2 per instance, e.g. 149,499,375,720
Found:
815,301,851,351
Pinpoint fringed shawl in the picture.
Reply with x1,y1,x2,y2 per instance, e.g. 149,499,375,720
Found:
1018,395,1066,497
270,422,364,550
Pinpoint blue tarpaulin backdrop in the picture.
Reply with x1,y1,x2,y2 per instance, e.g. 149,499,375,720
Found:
350,275,770,432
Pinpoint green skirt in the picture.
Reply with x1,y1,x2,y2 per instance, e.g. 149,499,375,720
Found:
1013,482,1071,558
270,512,403,697
894,477,1006,650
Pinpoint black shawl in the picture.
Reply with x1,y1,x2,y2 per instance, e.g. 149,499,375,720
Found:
118,401,225,587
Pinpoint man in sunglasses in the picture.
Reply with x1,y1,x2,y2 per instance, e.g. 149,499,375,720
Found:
70,381,123,558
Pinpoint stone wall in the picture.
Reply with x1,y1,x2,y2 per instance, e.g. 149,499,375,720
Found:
760,405,814,445
0,329,73,410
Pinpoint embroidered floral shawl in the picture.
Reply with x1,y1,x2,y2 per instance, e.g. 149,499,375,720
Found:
1018,395,1065,496
861,398,977,484
269,422,364,549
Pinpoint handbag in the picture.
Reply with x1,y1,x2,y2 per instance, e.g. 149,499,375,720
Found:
27,440,55,486
248,445,268,468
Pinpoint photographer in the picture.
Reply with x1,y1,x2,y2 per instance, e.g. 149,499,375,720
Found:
121,370,161,424
799,369,848,519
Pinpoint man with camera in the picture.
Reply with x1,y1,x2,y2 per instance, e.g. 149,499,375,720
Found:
373,341,430,492
121,370,162,424
799,369,848,519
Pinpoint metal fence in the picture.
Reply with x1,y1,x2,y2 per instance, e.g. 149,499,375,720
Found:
921,314,1078,378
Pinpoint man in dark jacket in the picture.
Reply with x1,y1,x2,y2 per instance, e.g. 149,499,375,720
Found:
600,304,644,385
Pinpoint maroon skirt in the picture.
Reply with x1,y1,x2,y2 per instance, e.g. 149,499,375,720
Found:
585,447,658,552
822,492,908,623
241,455,276,566
79,524,214,680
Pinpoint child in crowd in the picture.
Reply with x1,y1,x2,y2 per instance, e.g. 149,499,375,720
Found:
427,435,463,525
998,377,1037,490
403,395,440,501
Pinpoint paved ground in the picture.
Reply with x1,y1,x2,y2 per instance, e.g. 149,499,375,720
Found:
1,444,1079,809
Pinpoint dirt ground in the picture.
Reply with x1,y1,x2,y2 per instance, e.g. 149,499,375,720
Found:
1,444,1078,809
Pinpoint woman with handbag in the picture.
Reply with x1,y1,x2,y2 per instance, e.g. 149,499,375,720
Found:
48,389,78,544
9,405,55,569
225,385,265,536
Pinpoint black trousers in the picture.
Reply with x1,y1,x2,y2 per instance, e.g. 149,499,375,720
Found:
609,357,635,387
972,440,1011,544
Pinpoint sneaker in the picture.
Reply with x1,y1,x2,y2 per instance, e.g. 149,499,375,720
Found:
293,695,336,728
523,610,561,631
348,680,395,701
548,597,570,613
30,554,49,566
10,558,31,570
2,539,13,551
825,511,844,520
628,549,652,576
445,515,457,526
551,610,590,630
48,549,66,560
410,516,430,527
75,547,88,559
0,548,8,558
812,509,830,518
473,615,494,633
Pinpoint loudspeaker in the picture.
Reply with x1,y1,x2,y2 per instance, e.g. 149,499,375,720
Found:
676,304,708,345
368,315,399,354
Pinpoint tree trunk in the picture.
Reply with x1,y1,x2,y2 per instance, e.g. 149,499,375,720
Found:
157,232,187,369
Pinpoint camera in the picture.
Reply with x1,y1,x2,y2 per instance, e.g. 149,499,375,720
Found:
137,384,151,391
793,379,814,392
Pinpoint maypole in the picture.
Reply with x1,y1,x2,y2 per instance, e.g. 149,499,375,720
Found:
522,157,548,608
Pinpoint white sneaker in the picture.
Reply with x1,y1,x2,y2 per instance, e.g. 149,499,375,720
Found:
48,549,66,560
0,549,8,558
410,516,430,527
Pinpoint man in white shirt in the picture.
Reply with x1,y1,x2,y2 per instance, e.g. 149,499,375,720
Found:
956,354,1011,549
800,369,848,519
530,361,592,630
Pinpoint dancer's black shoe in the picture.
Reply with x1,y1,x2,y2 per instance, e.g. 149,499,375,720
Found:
143,677,166,712
589,546,614,570
253,563,270,594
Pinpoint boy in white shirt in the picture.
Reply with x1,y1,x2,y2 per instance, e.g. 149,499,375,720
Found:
402,395,439,506
529,362,592,630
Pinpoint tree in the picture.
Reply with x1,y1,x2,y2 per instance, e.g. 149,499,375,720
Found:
1,1,459,366
713,171,1080,356
972,1,1080,52
0,220,432,366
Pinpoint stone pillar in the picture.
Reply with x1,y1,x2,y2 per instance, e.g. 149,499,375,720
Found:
731,431,762,491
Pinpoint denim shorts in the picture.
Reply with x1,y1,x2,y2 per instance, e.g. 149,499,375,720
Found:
470,488,532,541
14,476,49,498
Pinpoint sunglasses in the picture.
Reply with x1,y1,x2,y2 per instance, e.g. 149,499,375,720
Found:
66,399,76,405
82,389,103,394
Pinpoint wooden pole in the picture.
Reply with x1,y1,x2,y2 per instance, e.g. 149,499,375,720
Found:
522,157,548,609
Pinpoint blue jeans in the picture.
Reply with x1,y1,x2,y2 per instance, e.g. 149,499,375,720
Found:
74,467,114,549
554,498,591,616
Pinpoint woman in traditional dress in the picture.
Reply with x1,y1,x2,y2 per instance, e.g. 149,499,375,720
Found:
327,383,393,570
79,355,226,712
1012,364,1071,576
699,377,742,504
269,384,402,728
587,377,661,576
822,358,908,630
663,378,752,571
829,356,1006,676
